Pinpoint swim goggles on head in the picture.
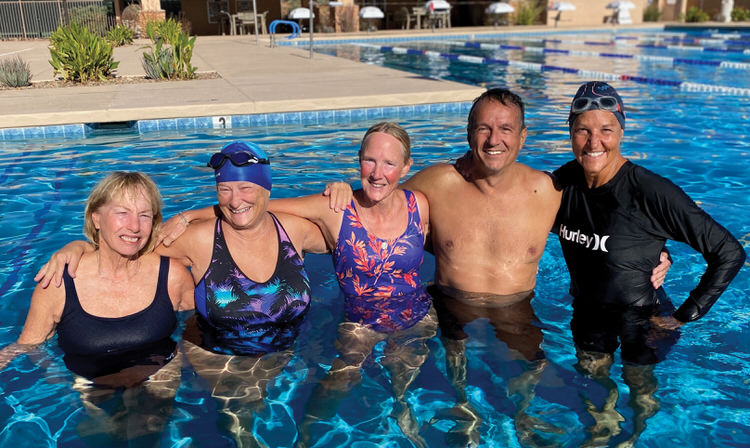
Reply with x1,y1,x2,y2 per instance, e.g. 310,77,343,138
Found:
207,151,270,170
570,96,621,114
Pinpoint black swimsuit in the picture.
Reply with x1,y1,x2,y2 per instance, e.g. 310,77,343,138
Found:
56,256,177,380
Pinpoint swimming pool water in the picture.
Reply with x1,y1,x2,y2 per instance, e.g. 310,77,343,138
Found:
1,29,749,447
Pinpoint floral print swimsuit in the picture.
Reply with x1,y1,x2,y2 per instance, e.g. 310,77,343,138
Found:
333,189,431,333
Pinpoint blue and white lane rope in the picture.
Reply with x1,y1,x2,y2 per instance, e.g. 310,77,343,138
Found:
614,35,750,47
444,40,750,70
481,35,750,56
355,43,750,96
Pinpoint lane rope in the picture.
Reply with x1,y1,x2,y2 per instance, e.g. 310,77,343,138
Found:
355,43,750,96
442,40,750,71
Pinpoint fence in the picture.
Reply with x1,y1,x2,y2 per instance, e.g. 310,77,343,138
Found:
0,0,116,39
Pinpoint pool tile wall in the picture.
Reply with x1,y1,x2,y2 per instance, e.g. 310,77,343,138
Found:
0,103,474,142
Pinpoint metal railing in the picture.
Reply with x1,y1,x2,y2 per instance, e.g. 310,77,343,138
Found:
0,0,116,39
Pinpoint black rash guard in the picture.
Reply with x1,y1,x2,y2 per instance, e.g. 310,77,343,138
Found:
553,160,745,323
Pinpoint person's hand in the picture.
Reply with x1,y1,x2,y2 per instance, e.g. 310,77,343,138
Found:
650,251,672,289
651,315,684,330
323,182,352,213
33,241,91,288
157,212,190,247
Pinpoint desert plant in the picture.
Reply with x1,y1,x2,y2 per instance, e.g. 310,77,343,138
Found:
643,4,660,22
106,25,134,46
731,6,750,21
145,18,183,44
0,56,32,87
142,40,175,79
684,6,710,22
514,0,545,25
49,22,119,83
141,18,196,80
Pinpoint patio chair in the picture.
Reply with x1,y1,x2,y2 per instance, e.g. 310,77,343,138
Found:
395,7,418,29
235,11,269,35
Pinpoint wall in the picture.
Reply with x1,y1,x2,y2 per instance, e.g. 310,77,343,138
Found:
543,0,649,27
182,0,282,35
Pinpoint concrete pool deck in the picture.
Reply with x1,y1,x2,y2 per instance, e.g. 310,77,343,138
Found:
0,28,494,129
0,22,734,129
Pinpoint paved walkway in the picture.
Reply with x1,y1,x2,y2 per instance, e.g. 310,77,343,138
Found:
0,30,490,129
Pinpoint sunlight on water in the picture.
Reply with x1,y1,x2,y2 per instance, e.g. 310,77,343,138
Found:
0,29,749,447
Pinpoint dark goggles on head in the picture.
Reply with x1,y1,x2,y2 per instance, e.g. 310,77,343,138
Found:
207,151,270,170
570,96,622,114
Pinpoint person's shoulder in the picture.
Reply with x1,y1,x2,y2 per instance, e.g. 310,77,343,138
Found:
626,162,682,193
413,162,459,179
551,159,581,182
514,163,557,191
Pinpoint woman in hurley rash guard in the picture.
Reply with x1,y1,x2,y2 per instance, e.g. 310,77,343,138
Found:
554,81,745,446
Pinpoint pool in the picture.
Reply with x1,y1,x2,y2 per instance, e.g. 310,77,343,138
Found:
1,28,749,447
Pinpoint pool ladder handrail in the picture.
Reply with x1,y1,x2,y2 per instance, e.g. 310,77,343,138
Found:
269,20,302,48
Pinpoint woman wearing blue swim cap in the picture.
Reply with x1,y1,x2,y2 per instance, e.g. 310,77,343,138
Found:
158,124,435,447
34,142,329,447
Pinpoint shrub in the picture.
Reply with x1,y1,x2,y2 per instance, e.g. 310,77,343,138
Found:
731,7,750,21
49,23,119,83
0,56,32,87
145,18,183,44
515,0,545,25
106,25,134,46
643,4,661,22
141,18,196,80
685,6,710,22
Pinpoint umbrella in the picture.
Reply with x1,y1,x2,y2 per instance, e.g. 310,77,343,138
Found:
288,7,314,19
549,2,576,11
359,6,385,19
485,2,515,14
606,1,635,9
426,0,451,11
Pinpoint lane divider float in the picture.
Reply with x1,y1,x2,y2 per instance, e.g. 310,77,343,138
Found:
355,43,750,96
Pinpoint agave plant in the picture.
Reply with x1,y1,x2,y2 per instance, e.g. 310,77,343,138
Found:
0,56,32,87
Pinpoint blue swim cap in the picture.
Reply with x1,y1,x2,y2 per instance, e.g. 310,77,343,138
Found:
209,141,272,191
568,81,625,131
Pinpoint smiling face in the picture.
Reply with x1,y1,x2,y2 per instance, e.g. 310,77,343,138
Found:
359,131,412,205
216,181,270,229
91,188,154,258
468,98,527,176
570,109,627,187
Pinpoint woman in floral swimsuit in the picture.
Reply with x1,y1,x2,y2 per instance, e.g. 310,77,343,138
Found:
271,122,436,447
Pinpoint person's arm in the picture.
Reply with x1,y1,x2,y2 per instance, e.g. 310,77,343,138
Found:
412,190,430,244
269,194,345,249
323,182,353,213
647,176,746,324
273,212,330,256
157,205,219,247
33,241,94,288
0,283,63,370
167,258,195,311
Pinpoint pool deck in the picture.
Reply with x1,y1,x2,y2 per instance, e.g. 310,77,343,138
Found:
0,22,730,129
0,27,493,129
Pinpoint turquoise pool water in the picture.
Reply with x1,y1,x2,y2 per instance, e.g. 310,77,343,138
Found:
1,29,749,447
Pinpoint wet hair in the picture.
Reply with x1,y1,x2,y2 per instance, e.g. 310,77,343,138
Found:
84,171,163,255
466,88,526,142
359,122,411,163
